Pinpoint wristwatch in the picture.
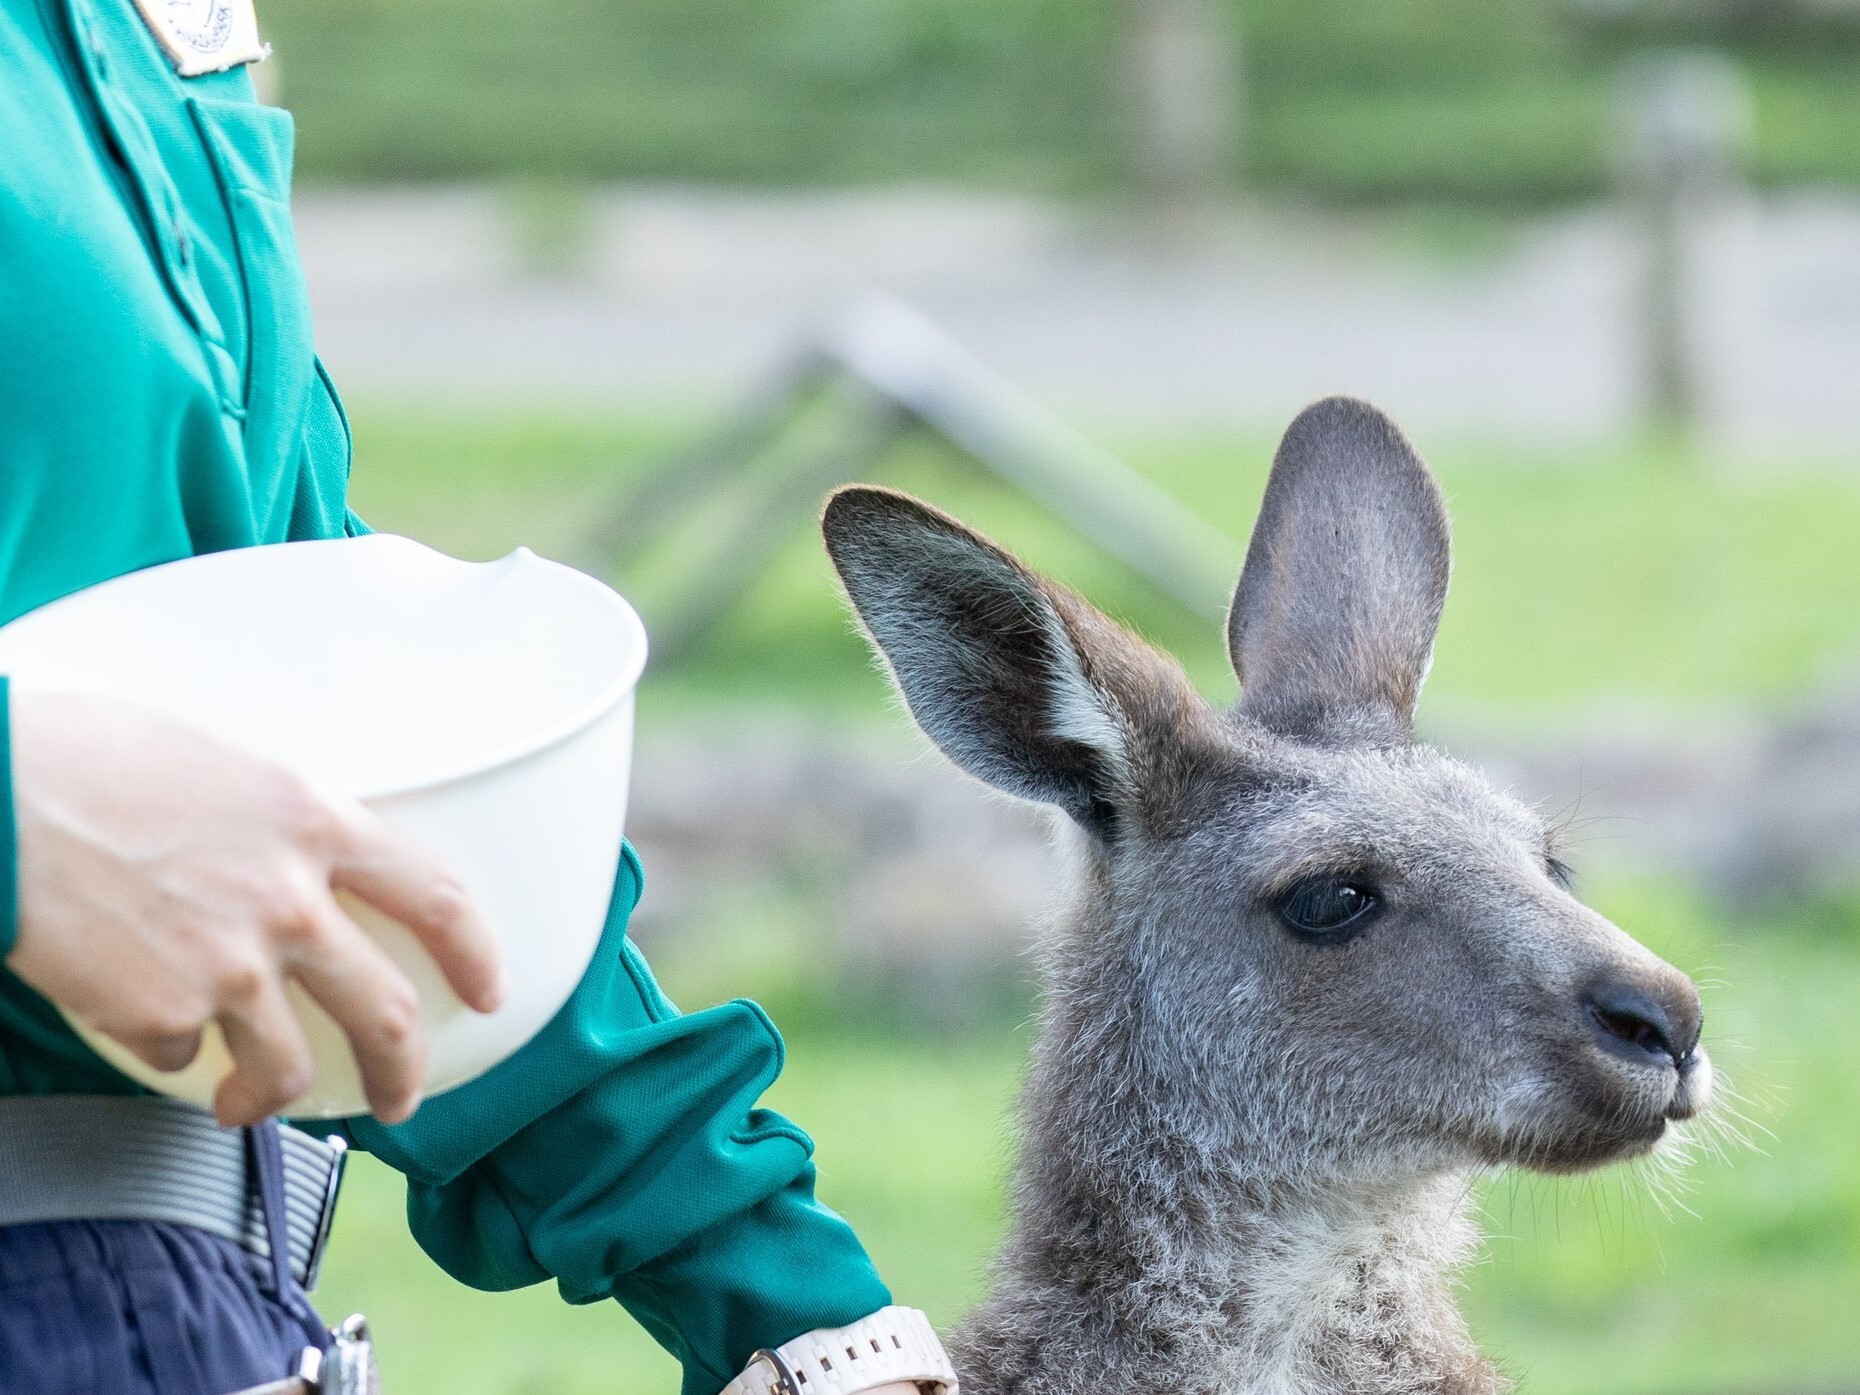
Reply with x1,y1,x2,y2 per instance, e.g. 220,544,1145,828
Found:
721,1306,959,1395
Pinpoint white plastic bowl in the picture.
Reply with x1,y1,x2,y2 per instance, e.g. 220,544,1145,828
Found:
0,535,647,1117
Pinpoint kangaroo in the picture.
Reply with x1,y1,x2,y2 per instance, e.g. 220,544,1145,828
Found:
820,396,1712,1395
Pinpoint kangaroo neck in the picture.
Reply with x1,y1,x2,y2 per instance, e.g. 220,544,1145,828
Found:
965,1130,1497,1395
959,986,1500,1395
1203,1175,1498,1395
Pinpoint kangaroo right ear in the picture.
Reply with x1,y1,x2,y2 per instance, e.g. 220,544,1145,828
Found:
823,487,1135,831
1227,396,1450,745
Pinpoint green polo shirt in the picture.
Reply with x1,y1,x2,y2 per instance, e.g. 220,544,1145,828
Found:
0,1,890,1389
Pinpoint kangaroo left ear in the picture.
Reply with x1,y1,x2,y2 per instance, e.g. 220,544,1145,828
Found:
823,486,1199,834
822,486,1127,829
1227,396,1451,745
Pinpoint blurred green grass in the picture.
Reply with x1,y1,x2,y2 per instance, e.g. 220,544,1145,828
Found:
267,0,1860,205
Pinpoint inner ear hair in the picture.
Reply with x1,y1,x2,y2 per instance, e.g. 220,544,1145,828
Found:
823,487,1183,830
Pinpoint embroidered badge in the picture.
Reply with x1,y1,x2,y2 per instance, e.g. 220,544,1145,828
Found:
132,0,269,77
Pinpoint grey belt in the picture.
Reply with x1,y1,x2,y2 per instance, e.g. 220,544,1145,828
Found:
0,1095,347,1290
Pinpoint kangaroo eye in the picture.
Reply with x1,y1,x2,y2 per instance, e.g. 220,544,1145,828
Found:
1279,876,1380,941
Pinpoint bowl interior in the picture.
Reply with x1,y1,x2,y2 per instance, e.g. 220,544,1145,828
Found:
0,534,647,798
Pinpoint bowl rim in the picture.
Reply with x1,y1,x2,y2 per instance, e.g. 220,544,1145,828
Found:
0,535,651,803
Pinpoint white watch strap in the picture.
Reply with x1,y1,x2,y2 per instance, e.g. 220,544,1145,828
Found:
721,1305,959,1395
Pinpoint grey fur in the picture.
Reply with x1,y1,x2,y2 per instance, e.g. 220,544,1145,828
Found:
821,395,1711,1395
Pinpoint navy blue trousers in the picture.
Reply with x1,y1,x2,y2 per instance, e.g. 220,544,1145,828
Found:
0,1122,326,1395
0,1220,327,1395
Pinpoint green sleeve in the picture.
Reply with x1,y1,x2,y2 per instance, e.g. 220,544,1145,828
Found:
0,678,15,961
337,845,891,1395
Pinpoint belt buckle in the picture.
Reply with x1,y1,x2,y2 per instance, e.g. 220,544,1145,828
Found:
747,1347,804,1395
302,1134,348,1293
318,1313,379,1395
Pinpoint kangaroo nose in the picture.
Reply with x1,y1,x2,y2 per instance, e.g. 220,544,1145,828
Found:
1583,977,1702,1068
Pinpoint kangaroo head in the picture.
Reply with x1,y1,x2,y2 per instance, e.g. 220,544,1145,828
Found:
823,395,1710,1190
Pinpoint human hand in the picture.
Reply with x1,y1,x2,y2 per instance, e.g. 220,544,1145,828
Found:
5,693,503,1126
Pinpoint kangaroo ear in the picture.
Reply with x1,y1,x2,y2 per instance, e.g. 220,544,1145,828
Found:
1227,396,1450,744
824,487,1152,831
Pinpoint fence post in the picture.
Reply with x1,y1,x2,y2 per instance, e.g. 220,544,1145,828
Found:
1617,49,1753,438
1123,0,1242,231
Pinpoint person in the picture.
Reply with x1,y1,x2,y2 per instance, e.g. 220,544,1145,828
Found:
0,3,953,1393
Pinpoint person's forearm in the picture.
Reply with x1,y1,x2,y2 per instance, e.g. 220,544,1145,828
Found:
339,849,905,1395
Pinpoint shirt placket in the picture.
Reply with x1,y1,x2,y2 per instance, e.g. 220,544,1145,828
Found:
58,0,245,421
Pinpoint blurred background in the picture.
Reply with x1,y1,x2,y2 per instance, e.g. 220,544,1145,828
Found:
277,1,1860,1390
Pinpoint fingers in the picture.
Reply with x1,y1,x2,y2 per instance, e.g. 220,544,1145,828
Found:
328,804,503,1015
212,971,317,1128
286,895,428,1124
116,1026,206,1075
